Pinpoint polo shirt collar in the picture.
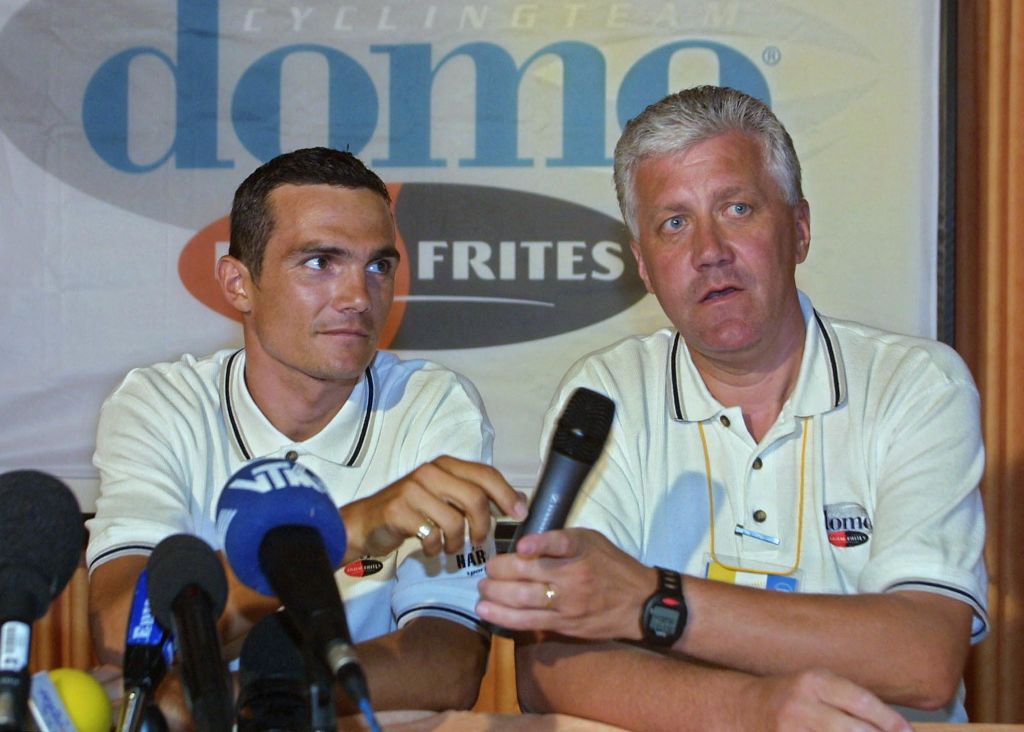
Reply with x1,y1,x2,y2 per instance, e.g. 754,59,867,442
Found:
221,349,376,466
666,291,847,423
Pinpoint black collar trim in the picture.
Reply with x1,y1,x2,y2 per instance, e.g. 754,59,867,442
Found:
670,332,684,420
223,349,374,466
812,311,842,409
223,349,251,460
345,367,374,467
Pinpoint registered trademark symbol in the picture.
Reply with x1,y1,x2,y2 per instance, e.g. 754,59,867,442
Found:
762,46,781,66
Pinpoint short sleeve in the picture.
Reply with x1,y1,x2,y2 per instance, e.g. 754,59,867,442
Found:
86,370,196,572
857,370,988,641
390,366,495,633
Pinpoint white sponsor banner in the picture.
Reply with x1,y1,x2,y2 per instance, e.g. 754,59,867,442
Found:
0,1,939,505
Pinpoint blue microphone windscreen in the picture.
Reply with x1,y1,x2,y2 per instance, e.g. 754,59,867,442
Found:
217,459,347,596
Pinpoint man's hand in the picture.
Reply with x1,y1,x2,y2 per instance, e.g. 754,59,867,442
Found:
477,527,654,641
340,456,526,560
744,669,912,732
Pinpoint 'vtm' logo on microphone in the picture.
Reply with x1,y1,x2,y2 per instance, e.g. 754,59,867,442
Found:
179,184,646,349
225,459,325,493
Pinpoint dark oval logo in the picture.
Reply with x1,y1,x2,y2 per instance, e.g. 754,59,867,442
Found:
179,183,645,349
343,558,384,578
389,183,644,349
828,530,869,548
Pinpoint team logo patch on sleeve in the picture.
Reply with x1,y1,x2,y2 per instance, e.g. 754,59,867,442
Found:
344,558,384,578
823,502,873,547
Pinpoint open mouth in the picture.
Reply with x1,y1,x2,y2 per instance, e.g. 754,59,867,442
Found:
702,287,740,303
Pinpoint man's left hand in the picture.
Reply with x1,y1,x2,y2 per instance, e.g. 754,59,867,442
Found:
477,527,655,642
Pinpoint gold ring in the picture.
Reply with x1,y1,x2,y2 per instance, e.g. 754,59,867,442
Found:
416,518,436,540
544,584,557,608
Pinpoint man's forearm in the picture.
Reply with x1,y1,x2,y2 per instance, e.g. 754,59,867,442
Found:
344,617,489,713
517,637,913,732
678,581,972,709
88,554,150,665
518,637,763,731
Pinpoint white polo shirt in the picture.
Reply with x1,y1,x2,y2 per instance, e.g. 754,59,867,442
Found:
547,292,987,722
87,348,495,640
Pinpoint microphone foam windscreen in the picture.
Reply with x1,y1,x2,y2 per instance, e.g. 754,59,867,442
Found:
0,470,83,618
31,668,113,732
551,387,616,464
146,534,228,630
239,611,306,690
217,458,346,596
237,612,310,731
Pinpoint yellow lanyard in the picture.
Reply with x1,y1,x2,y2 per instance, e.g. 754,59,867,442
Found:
697,416,810,577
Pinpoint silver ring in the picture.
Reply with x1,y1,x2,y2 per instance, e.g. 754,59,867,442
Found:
544,583,557,608
416,517,436,540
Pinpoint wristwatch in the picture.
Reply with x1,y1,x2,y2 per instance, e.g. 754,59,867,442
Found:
641,566,686,647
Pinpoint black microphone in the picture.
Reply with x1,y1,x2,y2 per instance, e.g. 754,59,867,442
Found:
217,460,371,711
237,611,335,732
237,612,307,732
117,569,174,732
260,525,370,708
512,387,616,545
0,470,83,732
146,535,233,732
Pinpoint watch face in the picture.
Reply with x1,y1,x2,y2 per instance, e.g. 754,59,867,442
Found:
643,569,685,646
649,604,680,636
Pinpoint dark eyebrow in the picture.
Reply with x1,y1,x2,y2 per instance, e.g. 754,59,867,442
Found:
293,243,400,262
370,245,401,262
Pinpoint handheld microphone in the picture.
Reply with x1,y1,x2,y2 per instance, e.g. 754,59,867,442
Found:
146,535,232,732
0,470,83,732
217,459,370,709
117,569,174,732
512,387,616,545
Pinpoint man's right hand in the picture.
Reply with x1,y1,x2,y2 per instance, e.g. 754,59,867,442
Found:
340,455,526,560
744,669,912,732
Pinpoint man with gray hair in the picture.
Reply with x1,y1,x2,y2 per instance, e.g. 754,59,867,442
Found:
478,86,987,729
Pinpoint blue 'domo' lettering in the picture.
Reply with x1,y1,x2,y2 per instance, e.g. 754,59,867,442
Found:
80,0,771,172
82,0,230,172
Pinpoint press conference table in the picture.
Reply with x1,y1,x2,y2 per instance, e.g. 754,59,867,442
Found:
340,710,622,730
338,711,1024,731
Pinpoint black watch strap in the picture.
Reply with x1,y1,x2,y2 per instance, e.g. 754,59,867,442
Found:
641,566,686,647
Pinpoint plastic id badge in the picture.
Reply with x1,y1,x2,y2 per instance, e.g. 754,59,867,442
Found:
704,554,801,592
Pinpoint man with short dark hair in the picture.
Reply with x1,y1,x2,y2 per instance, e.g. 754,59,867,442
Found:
88,147,526,724
478,87,987,730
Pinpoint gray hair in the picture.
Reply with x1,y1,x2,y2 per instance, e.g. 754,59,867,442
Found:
613,86,803,239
